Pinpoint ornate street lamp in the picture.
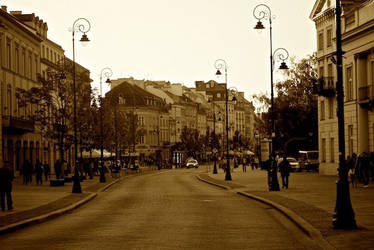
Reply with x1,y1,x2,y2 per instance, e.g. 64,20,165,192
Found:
333,0,356,229
253,4,289,191
71,18,91,194
99,67,113,183
208,98,220,174
214,59,238,181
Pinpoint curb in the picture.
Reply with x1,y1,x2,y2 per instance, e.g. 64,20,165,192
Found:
0,192,97,235
237,191,335,250
196,174,335,250
0,169,164,235
195,175,231,190
0,176,123,235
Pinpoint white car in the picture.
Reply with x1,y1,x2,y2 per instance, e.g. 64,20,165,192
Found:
186,158,199,168
287,157,300,172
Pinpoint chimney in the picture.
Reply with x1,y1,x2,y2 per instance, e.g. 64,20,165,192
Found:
1,6,7,12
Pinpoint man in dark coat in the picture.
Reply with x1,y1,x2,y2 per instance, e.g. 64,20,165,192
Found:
0,163,14,211
279,156,291,189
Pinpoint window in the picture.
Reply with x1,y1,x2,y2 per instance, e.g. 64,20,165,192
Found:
348,125,353,157
6,86,12,116
319,66,324,78
320,100,325,120
42,45,45,58
28,54,32,79
330,137,335,163
318,32,324,51
22,49,26,76
329,99,334,119
217,93,221,98
328,64,333,77
345,12,355,29
346,66,353,101
6,40,11,69
321,138,326,163
46,48,49,60
327,28,332,47
15,46,19,73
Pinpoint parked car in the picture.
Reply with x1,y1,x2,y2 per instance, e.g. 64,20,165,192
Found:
186,158,199,168
298,151,319,171
287,157,300,172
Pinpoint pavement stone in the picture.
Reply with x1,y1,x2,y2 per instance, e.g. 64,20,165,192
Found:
199,166,374,249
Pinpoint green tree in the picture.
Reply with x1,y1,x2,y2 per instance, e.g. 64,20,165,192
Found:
252,54,318,155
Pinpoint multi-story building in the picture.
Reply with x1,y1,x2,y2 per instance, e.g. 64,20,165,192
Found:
1,6,92,173
0,7,42,173
310,0,374,174
106,80,169,160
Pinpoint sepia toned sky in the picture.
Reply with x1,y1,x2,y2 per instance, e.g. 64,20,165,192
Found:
3,0,317,100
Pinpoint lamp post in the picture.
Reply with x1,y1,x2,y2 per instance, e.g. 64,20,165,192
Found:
71,18,91,194
99,67,112,183
215,59,237,181
208,98,219,174
253,4,289,191
333,0,356,229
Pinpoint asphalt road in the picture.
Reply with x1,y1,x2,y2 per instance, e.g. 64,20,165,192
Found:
0,169,319,250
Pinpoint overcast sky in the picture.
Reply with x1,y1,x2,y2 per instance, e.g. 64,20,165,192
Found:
4,0,317,100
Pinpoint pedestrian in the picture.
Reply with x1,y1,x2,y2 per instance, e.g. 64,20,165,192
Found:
0,162,14,211
242,157,247,172
357,152,370,187
35,159,43,185
43,161,50,181
279,156,291,189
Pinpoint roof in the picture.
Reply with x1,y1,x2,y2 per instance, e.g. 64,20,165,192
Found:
106,80,167,109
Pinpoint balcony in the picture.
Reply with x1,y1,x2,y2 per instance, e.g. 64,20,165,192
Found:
358,84,374,110
313,77,336,97
2,116,35,135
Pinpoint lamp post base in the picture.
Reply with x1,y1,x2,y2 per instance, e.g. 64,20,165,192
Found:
269,161,280,191
225,159,232,181
72,175,82,193
213,160,218,174
99,172,106,183
333,180,357,229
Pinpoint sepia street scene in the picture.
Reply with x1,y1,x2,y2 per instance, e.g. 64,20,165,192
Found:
0,0,374,249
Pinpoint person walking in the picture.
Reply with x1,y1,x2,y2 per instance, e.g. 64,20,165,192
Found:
279,156,291,189
0,162,14,211
35,159,43,185
43,161,50,181
242,157,247,172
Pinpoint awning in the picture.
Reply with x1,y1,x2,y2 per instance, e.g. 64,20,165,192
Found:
81,149,112,158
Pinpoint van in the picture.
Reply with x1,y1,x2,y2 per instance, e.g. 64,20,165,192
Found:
298,151,319,171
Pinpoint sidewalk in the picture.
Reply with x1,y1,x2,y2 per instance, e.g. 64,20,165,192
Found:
0,167,158,234
198,167,374,249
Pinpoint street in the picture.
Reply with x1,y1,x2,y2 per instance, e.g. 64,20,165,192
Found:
0,168,316,250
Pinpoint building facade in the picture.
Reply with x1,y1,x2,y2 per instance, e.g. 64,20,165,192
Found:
310,0,374,174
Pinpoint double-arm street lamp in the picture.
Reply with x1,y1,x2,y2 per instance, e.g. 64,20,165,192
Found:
71,18,91,194
99,68,112,183
253,4,289,191
214,59,237,181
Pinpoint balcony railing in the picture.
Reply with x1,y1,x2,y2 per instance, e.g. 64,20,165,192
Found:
358,84,374,110
2,116,35,134
313,77,336,97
